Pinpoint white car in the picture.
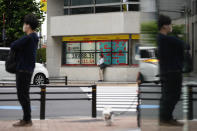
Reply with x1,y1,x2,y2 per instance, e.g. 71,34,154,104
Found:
0,47,49,85
136,46,160,84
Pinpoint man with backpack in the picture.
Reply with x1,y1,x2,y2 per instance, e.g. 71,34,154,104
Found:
11,14,39,127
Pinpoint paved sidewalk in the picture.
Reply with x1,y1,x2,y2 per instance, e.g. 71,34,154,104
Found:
184,73,197,82
1,117,197,131
141,119,197,131
0,116,138,131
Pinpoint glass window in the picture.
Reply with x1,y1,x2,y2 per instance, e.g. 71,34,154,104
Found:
64,42,80,64
96,5,121,13
112,53,128,65
70,7,93,15
96,53,112,65
112,40,128,52
127,0,139,2
64,0,140,15
140,50,150,58
96,40,128,65
66,42,80,52
112,40,128,65
96,41,111,52
81,41,95,52
81,41,95,64
66,53,81,64
71,0,93,6
140,49,157,59
96,41,112,64
128,4,140,11
195,1,197,14
63,40,129,65
64,0,70,6
96,0,121,4
81,52,95,64
0,49,9,61
64,9,69,15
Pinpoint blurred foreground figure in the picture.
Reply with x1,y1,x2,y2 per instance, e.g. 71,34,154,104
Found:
157,15,185,126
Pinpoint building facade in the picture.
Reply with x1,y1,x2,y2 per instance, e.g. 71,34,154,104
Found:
189,0,197,73
47,0,140,82
141,0,156,22
158,0,186,19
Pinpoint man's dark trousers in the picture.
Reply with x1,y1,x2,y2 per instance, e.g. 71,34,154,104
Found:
159,71,182,121
16,71,33,121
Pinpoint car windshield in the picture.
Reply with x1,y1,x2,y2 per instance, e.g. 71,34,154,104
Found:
140,49,157,59
0,49,9,61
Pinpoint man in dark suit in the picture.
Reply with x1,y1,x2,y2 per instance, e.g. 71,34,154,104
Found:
157,15,185,126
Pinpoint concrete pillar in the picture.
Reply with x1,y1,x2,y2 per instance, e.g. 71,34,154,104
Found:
194,18,197,73
47,0,64,77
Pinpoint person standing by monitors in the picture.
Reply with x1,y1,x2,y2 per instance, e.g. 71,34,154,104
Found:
97,54,106,82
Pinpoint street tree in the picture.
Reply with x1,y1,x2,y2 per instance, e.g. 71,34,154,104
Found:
0,0,45,47
141,21,185,46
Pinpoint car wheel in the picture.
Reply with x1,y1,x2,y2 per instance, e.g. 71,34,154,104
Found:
33,73,46,85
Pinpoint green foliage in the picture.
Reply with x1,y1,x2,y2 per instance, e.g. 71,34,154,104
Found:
141,21,158,34
169,24,185,41
36,48,46,63
0,0,45,46
141,21,158,45
141,21,185,46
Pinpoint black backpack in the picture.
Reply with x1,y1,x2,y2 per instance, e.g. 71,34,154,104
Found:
5,50,17,74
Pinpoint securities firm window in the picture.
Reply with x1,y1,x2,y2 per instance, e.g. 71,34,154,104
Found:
62,40,129,65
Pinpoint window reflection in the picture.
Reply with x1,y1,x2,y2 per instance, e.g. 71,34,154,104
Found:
71,0,93,6
96,0,121,4
70,7,93,15
96,5,121,13
63,0,140,15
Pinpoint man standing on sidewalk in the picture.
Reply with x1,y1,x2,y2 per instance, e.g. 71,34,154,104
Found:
97,54,105,82
157,15,185,126
11,14,39,127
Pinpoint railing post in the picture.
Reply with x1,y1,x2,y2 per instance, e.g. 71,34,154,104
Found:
65,76,68,85
137,83,141,128
183,84,189,131
188,86,193,120
92,85,97,118
40,85,46,120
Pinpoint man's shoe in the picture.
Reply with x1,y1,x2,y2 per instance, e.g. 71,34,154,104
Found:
159,119,183,126
13,120,33,127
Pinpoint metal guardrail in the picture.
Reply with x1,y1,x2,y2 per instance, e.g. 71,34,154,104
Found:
0,84,97,120
137,83,197,128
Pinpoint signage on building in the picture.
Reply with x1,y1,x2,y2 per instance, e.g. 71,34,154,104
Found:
62,35,131,42
40,0,47,12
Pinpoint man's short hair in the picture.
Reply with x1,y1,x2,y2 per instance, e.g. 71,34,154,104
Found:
158,15,172,30
24,14,39,30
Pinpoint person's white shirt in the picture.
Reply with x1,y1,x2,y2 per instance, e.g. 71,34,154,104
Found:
97,58,104,65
